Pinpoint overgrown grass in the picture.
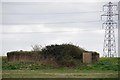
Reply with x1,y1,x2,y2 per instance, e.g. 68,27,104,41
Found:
2,57,119,78
2,56,119,71
2,56,55,70
91,58,119,71
2,70,118,78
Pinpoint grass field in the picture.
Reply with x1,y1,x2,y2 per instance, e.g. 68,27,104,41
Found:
2,70,118,78
2,57,119,78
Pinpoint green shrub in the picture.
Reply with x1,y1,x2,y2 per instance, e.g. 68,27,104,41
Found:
41,44,85,67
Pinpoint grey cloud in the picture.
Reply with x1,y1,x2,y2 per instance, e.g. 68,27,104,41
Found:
2,2,102,24
1,2,118,57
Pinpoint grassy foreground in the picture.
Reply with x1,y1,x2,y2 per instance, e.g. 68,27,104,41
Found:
2,57,119,78
2,70,118,78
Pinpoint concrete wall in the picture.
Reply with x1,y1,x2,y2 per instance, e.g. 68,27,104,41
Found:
83,52,99,64
83,52,92,64
7,51,58,66
7,52,41,62
7,51,99,64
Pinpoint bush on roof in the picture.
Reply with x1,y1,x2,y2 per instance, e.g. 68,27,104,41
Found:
41,44,86,67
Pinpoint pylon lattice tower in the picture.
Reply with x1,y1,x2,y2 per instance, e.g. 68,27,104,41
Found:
101,2,118,57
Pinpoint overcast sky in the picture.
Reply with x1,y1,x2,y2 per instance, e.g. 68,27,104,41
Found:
0,0,119,57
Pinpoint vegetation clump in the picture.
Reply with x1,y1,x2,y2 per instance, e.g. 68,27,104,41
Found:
41,44,86,67
7,44,99,67
2,56,119,71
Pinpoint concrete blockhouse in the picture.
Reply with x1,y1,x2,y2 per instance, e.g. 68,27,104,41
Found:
83,52,99,64
7,51,99,64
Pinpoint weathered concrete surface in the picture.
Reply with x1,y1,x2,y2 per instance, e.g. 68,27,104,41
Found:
83,52,92,64
7,51,99,64
83,52,99,64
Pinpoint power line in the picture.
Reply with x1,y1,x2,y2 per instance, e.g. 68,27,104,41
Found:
1,29,104,34
1,2,105,5
3,20,101,25
2,11,103,15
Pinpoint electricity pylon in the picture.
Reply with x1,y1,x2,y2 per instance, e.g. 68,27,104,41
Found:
101,2,118,57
